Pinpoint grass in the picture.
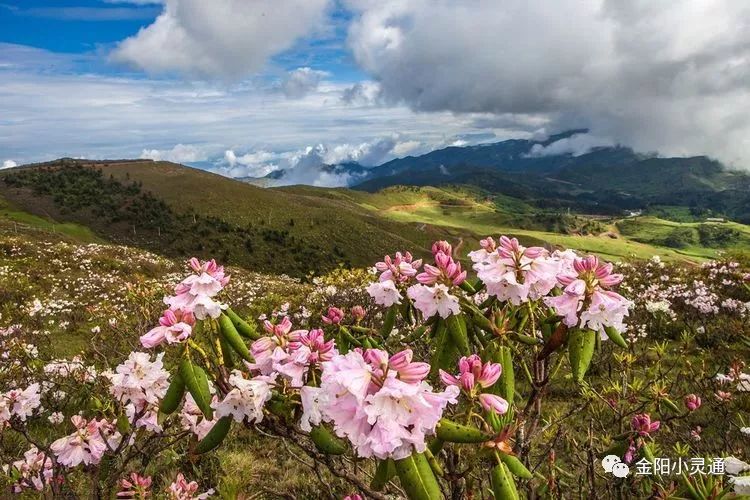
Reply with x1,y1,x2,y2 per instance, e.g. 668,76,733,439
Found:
0,195,101,243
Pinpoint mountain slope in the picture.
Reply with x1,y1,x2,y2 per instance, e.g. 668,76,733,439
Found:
0,159,480,276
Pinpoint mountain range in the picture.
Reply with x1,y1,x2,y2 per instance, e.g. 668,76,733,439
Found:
245,129,750,222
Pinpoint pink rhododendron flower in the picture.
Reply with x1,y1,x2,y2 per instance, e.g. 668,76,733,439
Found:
51,416,122,467
140,309,195,348
117,472,152,499
684,394,701,411
417,247,466,286
108,352,170,408
366,280,403,307
163,258,228,320
180,393,219,440
306,349,459,460
4,446,54,493
631,413,660,436
375,252,421,283
407,283,460,318
322,306,344,325
351,305,366,321
212,370,274,423
2,383,41,424
472,236,559,305
544,255,631,338
166,473,213,500
440,355,508,415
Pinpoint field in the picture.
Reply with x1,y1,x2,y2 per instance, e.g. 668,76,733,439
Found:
1,203,750,498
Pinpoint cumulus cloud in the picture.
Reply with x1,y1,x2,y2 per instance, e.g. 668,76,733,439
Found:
2,160,18,169
281,67,329,98
112,0,330,78
341,81,382,106
140,144,208,163
345,0,750,167
526,133,615,158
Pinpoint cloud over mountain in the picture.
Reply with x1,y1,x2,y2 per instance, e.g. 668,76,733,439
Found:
344,0,750,167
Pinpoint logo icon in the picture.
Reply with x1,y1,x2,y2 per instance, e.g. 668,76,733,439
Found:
602,455,630,478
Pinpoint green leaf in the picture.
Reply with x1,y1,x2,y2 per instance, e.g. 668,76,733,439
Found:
195,417,232,454
435,418,491,443
224,307,260,340
395,453,442,500
218,313,252,361
179,358,213,419
159,372,185,414
568,328,596,383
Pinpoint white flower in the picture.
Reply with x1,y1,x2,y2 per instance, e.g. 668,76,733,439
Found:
109,352,170,408
407,284,460,318
725,456,750,475
212,371,274,423
741,427,750,437
733,475,750,495
299,386,327,432
366,281,402,307
48,411,65,424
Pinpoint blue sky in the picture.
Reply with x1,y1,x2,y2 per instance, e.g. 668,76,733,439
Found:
1,1,749,184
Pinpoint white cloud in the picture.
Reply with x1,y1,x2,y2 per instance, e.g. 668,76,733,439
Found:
140,143,208,163
281,67,329,98
526,133,615,158
2,160,17,169
344,0,750,167
112,0,330,78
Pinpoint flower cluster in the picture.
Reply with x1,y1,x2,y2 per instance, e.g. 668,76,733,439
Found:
366,251,422,307
249,318,336,387
440,355,508,414
302,348,459,459
3,446,54,493
140,308,195,348
50,415,122,467
407,241,465,318
164,258,229,320
0,383,41,427
471,236,560,305
545,255,632,337
213,370,274,423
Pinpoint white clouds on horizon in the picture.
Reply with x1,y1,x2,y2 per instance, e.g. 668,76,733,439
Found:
2,160,18,170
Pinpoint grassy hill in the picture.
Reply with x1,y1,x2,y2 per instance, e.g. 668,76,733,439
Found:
2,159,748,276
0,160,482,276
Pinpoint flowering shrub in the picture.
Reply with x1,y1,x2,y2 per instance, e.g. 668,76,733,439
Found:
1,229,749,498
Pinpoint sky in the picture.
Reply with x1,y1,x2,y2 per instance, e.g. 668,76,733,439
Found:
2,0,750,186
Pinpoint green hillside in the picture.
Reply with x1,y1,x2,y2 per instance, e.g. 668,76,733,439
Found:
0,160,480,276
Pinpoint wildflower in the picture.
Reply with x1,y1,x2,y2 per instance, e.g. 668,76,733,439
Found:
684,394,701,412
375,252,421,283
117,473,152,499
51,416,121,467
163,258,228,320
180,393,218,440
4,383,41,422
366,280,403,307
733,476,750,495
351,305,366,322
631,413,660,436
417,247,466,286
407,283,460,318
545,255,631,338
109,352,170,408
308,349,458,460
212,371,274,423
5,446,54,492
48,411,65,424
322,306,344,325
166,473,213,500
725,456,750,475
140,309,195,348
440,355,508,414
472,236,559,305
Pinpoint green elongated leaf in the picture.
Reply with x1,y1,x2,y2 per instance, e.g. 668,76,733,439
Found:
219,336,235,369
663,397,681,413
224,307,260,340
395,453,442,500
218,313,251,361
435,418,491,443
195,416,232,454
568,328,596,383
371,458,396,491
430,319,457,377
604,325,628,348
425,449,444,477
116,412,131,435
310,425,348,455
427,437,444,455
498,452,532,479
491,462,519,500
381,306,397,338
446,313,470,355
159,372,185,414
497,346,515,404
179,358,213,419
459,280,477,294
642,443,655,462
